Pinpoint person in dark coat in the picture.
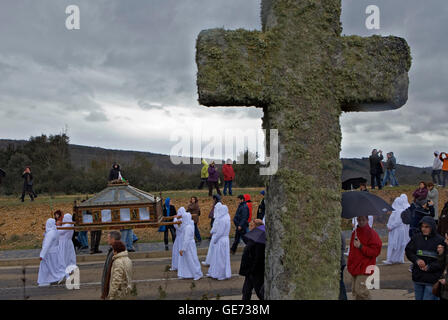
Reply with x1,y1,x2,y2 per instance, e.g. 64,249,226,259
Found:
207,162,222,197
257,190,266,220
160,197,176,251
405,216,445,300
437,202,448,237
369,149,383,190
231,195,250,254
409,200,435,238
21,166,37,202
108,163,122,181
239,221,265,300
101,231,121,300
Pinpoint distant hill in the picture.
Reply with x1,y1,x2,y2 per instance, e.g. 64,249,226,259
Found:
0,139,432,184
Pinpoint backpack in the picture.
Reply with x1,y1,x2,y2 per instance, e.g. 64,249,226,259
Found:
401,206,414,225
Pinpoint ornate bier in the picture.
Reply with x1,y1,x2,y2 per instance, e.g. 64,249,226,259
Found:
59,181,177,231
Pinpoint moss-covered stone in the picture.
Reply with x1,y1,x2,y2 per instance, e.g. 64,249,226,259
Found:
195,0,411,300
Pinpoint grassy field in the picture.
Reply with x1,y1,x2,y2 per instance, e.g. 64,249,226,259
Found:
1,185,446,251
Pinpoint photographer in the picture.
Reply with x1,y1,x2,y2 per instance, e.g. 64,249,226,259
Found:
369,149,384,190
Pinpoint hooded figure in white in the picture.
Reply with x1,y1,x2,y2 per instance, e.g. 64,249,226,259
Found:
38,218,67,286
58,214,77,271
207,204,232,280
383,194,410,264
177,208,203,280
203,202,223,266
170,207,185,271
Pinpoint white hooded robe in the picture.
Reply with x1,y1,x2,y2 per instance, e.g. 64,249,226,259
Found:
204,202,223,265
170,208,185,271
58,214,77,271
207,204,232,280
385,194,410,264
177,211,203,280
38,218,67,286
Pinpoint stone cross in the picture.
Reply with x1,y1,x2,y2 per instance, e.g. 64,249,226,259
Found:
196,0,411,299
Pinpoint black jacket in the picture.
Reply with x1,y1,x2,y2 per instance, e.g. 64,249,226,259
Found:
239,238,265,278
257,199,265,220
234,202,249,229
405,216,445,285
163,204,177,217
408,203,435,237
369,154,384,175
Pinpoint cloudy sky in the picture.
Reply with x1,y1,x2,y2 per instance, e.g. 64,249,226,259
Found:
0,0,446,167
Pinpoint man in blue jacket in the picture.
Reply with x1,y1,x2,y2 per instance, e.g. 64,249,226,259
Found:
231,195,250,254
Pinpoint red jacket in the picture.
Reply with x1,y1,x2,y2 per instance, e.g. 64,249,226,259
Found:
244,194,253,222
347,224,382,276
222,164,235,181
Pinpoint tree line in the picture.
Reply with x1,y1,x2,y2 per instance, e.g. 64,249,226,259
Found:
0,133,265,196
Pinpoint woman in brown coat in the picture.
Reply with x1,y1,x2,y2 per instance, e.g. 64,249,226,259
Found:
108,241,133,300
187,196,201,244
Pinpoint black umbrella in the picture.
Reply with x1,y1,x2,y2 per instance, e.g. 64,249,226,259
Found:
342,177,367,191
243,225,266,244
341,191,393,219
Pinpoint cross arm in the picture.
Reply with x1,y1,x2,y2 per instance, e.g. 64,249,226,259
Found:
334,35,411,112
196,29,268,107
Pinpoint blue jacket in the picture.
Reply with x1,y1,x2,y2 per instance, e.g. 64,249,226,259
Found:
233,202,249,229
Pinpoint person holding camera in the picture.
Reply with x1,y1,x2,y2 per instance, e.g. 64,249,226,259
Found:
369,149,384,190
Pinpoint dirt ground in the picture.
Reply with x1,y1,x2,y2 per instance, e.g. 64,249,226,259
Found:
0,185,446,250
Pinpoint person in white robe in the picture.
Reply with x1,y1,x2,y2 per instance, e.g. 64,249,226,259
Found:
170,208,185,271
58,213,76,272
202,202,224,266
177,209,203,280
38,218,67,286
383,194,410,264
207,204,232,280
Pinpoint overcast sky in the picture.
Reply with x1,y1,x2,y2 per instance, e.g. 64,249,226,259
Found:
0,0,446,167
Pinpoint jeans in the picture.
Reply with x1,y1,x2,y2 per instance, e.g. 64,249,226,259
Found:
432,170,442,185
370,173,382,189
231,227,247,252
194,223,202,242
78,231,89,248
443,171,448,187
120,229,134,251
382,169,399,187
223,180,233,195
339,265,348,300
413,282,439,300
132,230,138,242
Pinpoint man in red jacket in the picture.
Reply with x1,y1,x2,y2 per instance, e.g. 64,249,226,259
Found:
347,215,382,300
222,159,235,196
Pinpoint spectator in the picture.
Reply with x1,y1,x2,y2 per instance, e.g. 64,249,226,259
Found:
438,202,448,237
369,149,384,190
177,210,203,281
159,197,176,251
207,161,222,197
58,214,76,271
257,190,266,220
207,204,232,280
412,182,428,204
382,152,399,187
409,199,435,238
436,235,448,300
439,152,448,187
101,231,121,300
37,218,66,286
187,196,201,244
383,195,410,264
427,182,439,224
230,195,250,255
108,241,133,300
21,166,37,202
432,151,443,186
222,159,235,196
244,194,253,232
54,210,63,227
340,232,347,300
405,216,444,300
239,220,265,300
347,216,382,300
198,159,209,190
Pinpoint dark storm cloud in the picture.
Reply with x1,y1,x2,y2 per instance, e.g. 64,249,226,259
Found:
0,0,446,166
